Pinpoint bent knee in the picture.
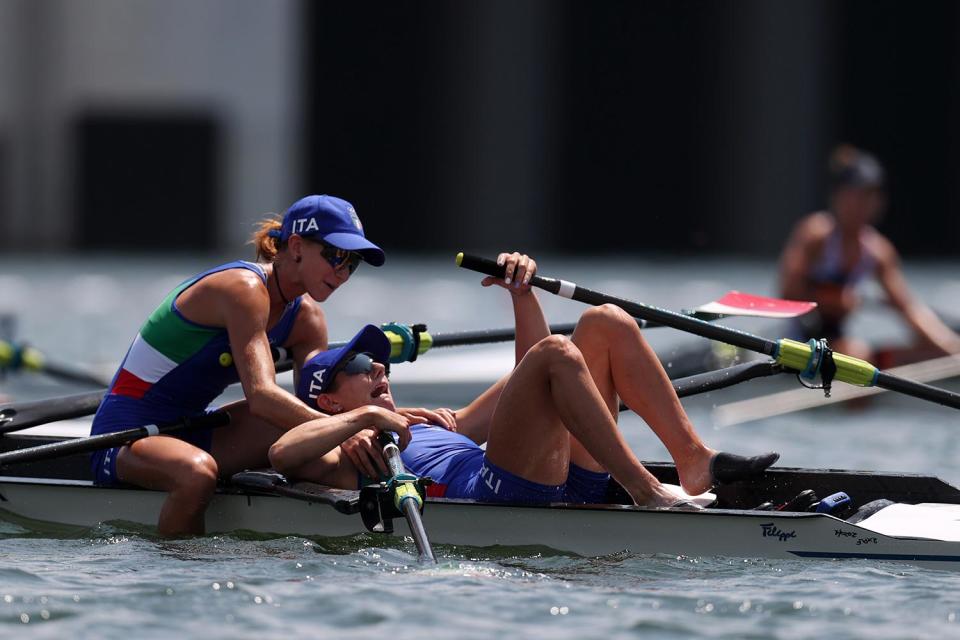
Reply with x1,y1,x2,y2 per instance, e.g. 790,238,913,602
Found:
174,453,219,495
580,304,633,329
531,334,585,368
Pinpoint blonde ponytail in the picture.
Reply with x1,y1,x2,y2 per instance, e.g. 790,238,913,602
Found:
250,215,284,261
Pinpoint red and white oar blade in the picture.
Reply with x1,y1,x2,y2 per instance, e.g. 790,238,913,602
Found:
696,291,817,319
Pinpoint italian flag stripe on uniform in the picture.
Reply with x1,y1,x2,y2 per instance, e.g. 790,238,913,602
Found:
111,281,221,399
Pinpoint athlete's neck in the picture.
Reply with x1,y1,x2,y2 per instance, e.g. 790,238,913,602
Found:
273,264,291,306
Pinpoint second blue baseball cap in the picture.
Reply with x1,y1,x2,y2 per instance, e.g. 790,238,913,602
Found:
270,195,385,266
297,325,391,403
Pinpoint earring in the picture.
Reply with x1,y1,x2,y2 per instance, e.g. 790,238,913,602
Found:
295,255,302,263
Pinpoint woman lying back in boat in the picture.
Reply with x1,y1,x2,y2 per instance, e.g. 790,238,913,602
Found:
269,253,779,507
90,195,385,536
779,144,960,363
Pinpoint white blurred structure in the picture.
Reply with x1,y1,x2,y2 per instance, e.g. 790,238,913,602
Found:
0,0,302,250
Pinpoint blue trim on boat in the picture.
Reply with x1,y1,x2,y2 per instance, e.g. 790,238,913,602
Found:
790,551,960,562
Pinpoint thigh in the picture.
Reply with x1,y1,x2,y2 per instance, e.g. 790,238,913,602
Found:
116,435,214,491
568,312,621,472
484,346,571,486
210,400,286,477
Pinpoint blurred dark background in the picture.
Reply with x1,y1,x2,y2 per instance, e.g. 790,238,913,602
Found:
2,0,958,256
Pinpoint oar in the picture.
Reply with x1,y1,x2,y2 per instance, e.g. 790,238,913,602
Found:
410,291,813,348
0,411,230,468
0,340,111,387
456,253,960,411
377,433,436,563
0,390,104,434
713,353,960,427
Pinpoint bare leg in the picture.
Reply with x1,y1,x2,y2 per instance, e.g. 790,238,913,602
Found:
116,436,218,536
571,304,717,494
571,305,780,494
114,402,284,537
485,334,679,506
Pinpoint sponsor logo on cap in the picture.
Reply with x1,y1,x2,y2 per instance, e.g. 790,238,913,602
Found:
347,206,363,231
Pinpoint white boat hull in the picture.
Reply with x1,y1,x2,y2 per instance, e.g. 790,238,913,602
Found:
3,476,960,571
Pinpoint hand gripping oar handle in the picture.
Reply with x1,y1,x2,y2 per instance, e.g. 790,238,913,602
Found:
456,253,960,411
0,411,231,468
378,433,436,563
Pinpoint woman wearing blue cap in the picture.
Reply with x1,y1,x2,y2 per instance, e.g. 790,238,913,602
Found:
89,194,390,536
271,253,779,508
780,144,960,363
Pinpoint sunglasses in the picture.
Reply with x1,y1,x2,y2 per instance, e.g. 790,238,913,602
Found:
319,241,363,275
334,351,389,379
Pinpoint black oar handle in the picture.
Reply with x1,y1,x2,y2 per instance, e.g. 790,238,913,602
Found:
455,253,564,294
0,411,230,468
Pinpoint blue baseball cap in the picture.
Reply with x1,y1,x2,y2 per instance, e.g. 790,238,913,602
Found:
830,146,885,190
297,325,391,403
270,195,385,266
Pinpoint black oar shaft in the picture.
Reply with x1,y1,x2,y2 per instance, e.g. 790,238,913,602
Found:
612,360,785,412
456,254,776,355
0,411,230,468
876,371,960,410
0,391,104,434
672,360,784,398
429,323,576,347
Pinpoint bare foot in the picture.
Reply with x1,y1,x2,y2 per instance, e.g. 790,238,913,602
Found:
625,481,694,508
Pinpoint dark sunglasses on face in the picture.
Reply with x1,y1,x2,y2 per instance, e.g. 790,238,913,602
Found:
336,351,390,379
319,241,362,275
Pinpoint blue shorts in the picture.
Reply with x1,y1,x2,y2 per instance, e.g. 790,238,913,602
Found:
449,457,611,505
90,419,214,486
369,457,610,505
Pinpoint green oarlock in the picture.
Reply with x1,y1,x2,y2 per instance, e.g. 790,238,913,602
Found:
832,351,880,387
0,340,13,367
416,331,433,354
385,330,405,361
383,328,433,361
393,479,423,511
20,346,44,372
775,339,817,372
775,339,878,387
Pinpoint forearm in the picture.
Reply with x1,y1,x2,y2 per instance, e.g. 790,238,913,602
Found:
904,304,960,354
269,407,375,472
512,291,550,364
246,382,324,430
